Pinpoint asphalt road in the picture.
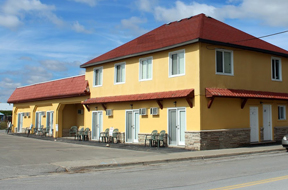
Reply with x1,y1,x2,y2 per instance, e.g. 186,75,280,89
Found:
1,146,288,189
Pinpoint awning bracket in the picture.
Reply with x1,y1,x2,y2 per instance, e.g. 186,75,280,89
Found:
156,100,163,109
84,104,90,112
207,97,214,109
101,103,107,111
186,97,193,108
241,98,248,109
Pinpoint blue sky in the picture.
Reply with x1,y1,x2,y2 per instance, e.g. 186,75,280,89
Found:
1,0,288,103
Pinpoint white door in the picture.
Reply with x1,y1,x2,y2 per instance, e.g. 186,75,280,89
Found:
250,107,259,142
168,108,186,146
126,110,140,143
17,113,24,132
35,112,42,132
46,111,54,135
91,111,103,140
263,104,272,141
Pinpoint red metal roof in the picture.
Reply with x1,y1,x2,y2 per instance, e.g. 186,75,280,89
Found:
83,89,194,104
7,75,90,103
81,13,288,67
206,88,288,100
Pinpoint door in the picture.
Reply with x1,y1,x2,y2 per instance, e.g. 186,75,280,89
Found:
35,112,42,132
17,113,24,132
250,107,259,142
168,108,186,146
263,104,272,141
126,110,139,143
91,111,103,140
46,111,54,136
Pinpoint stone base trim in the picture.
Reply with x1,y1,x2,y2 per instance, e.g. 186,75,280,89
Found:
274,126,288,142
185,129,250,150
138,133,167,146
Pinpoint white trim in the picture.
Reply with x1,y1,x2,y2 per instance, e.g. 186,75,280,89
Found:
215,49,234,76
91,111,103,141
139,56,153,81
46,111,54,135
271,57,282,81
114,62,126,85
125,109,140,143
93,66,103,87
168,49,185,78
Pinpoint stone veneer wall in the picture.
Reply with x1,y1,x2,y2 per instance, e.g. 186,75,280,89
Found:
185,129,250,150
274,126,288,142
138,133,167,146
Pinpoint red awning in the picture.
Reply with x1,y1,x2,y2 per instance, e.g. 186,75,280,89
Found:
83,89,194,105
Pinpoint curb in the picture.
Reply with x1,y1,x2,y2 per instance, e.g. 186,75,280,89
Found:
66,147,284,173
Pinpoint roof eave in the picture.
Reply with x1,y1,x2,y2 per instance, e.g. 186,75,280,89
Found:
80,39,200,68
199,39,288,58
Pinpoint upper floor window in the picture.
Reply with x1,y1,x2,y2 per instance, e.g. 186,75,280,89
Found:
93,66,103,87
139,57,152,81
272,57,282,81
278,105,286,120
114,62,125,84
169,50,185,77
216,49,233,75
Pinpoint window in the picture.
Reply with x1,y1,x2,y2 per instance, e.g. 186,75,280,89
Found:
278,105,286,120
272,58,282,81
93,67,103,87
139,57,152,81
216,49,233,75
169,50,185,77
114,62,125,84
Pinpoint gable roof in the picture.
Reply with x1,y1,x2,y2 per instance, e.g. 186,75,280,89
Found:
7,75,90,104
81,13,288,68
83,89,194,105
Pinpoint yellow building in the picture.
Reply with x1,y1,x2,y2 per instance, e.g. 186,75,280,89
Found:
8,13,288,150
7,75,90,137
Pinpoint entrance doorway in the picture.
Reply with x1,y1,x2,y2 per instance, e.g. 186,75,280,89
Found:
91,111,103,141
17,113,24,133
126,110,139,143
249,107,259,142
263,104,272,141
168,108,186,146
46,111,54,136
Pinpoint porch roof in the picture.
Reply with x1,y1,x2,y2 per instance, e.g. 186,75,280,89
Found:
8,75,90,104
205,88,288,100
83,89,194,105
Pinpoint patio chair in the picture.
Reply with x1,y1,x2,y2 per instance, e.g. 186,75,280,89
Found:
76,128,84,140
111,128,119,143
25,124,33,136
69,126,78,140
156,130,166,148
100,128,109,143
145,130,158,147
82,128,90,141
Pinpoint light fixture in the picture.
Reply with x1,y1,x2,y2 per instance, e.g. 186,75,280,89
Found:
260,101,263,105
95,106,98,110
130,104,133,109
173,101,177,107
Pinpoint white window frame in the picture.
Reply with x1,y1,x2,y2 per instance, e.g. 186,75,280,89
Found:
139,56,153,81
215,49,234,76
114,62,126,84
278,105,286,120
168,49,185,77
271,57,282,81
93,66,103,87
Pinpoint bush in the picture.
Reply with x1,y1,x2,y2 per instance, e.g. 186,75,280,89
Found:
0,121,7,130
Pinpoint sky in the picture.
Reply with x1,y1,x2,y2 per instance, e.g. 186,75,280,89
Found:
1,0,288,103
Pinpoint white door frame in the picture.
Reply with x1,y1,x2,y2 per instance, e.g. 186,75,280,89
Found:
167,107,186,146
17,113,24,133
91,111,103,141
125,109,140,143
263,104,272,141
35,111,43,133
249,106,259,142
46,111,54,136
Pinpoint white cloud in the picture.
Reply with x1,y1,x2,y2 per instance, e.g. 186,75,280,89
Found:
40,60,68,71
137,0,158,12
151,0,288,27
72,0,99,7
72,21,92,33
0,0,64,29
23,65,53,84
120,17,148,36
154,1,219,23
0,78,21,89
